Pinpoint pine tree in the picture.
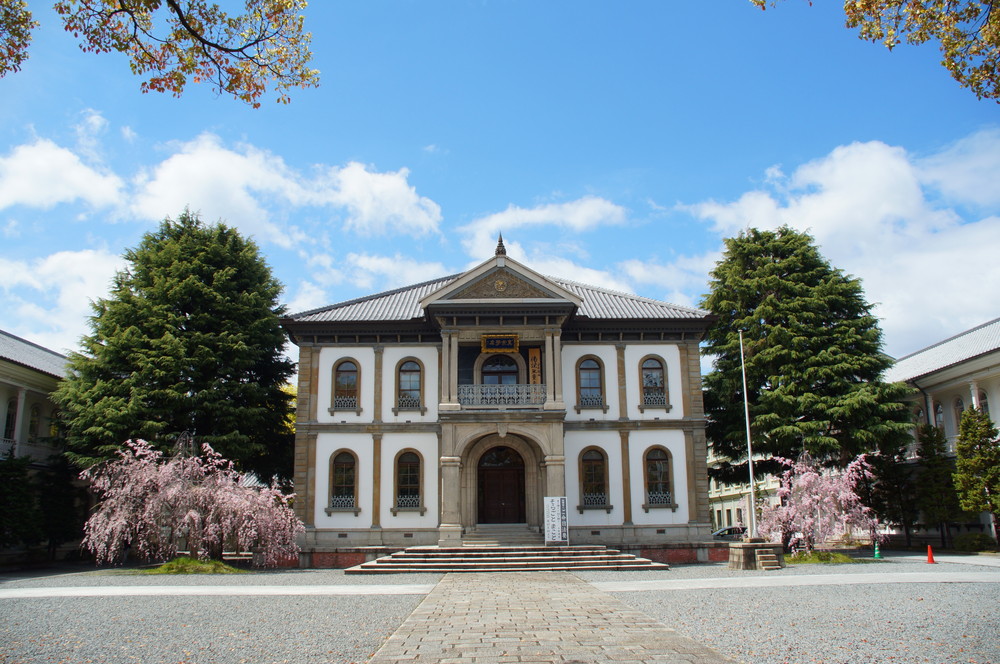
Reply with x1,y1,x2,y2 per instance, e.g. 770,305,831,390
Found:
866,443,920,547
55,210,294,480
701,226,911,482
915,424,963,548
954,408,1000,538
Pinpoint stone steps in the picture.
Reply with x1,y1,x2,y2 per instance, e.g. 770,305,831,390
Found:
345,545,669,574
755,548,782,571
461,525,545,547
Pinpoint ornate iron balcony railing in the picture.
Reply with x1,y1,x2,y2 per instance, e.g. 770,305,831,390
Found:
457,384,547,408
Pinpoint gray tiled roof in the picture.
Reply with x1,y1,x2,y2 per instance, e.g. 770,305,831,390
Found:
288,275,709,323
0,330,68,378
885,317,1000,383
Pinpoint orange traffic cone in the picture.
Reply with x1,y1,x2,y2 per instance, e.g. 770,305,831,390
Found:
927,545,937,564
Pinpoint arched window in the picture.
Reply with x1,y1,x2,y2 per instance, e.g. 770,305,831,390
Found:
327,451,360,515
482,355,519,385
394,359,425,414
576,357,607,412
934,402,945,429
954,397,965,430
332,359,361,414
639,356,669,411
578,447,611,512
980,391,990,418
642,447,676,512
392,450,426,515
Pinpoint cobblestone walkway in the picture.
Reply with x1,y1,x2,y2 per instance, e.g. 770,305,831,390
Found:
367,571,735,663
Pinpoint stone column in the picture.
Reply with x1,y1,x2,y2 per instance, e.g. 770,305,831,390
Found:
543,454,566,497
373,345,384,423
439,330,460,411
619,430,633,525
438,455,463,545
615,343,628,419
970,380,981,409
11,387,26,446
543,330,556,408
440,330,451,404
552,329,564,407
371,433,382,530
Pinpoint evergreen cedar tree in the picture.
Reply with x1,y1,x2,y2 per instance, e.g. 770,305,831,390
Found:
701,226,911,483
753,1,1000,102
914,423,964,548
55,211,295,481
0,0,318,107
955,408,1000,537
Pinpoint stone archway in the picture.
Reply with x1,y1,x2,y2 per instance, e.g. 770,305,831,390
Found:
460,433,544,529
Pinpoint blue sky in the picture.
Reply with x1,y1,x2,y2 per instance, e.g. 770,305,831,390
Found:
1,1,998,363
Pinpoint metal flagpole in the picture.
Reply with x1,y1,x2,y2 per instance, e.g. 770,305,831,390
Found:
739,329,757,539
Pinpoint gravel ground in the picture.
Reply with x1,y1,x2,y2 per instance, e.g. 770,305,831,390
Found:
578,557,1000,664
1,557,998,664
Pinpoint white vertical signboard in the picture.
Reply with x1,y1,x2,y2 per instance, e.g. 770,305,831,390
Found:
544,496,568,545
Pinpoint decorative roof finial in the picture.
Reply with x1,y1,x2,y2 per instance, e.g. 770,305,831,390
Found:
495,233,506,256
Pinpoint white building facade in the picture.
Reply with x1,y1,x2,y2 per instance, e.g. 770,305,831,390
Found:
1,330,67,463
282,243,716,563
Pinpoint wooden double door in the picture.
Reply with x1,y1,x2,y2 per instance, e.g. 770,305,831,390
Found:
477,446,526,523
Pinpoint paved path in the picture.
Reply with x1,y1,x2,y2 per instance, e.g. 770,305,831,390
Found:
366,571,735,664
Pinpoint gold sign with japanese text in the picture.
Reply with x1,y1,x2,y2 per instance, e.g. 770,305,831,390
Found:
481,334,519,353
529,348,542,384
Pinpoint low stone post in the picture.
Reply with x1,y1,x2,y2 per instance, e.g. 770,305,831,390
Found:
728,539,785,570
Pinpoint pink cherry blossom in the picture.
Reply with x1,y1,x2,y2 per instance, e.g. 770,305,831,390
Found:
81,439,303,567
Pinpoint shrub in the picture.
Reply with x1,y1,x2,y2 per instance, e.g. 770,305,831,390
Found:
143,556,247,574
952,532,997,552
787,551,857,564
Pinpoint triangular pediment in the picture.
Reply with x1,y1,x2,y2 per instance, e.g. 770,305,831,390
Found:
420,254,582,310
448,267,555,300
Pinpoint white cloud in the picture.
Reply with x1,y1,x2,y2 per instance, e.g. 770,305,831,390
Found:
0,139,123,211
344,253,448,291
918,128,1000,208
284,280,329,316
620,251,721,309
0,248,123,354
317,162,442,238
680,136,1000,357
131,133,308,248
526,255,635,295
75,109,109,163
132,139,441,245
460,196,627,258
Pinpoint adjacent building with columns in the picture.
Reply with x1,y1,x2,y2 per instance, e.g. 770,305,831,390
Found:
885,317,999,456
884,316,1000,540
1,330,67,462
282,241,716,564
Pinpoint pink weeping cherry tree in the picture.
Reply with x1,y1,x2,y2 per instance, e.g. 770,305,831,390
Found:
81,439,303,567
758,454,883,553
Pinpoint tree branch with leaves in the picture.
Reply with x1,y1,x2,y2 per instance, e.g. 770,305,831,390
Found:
1,0,318,107
752,1,1000,102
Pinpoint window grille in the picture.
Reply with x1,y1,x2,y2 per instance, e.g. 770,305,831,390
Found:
330,494,356,509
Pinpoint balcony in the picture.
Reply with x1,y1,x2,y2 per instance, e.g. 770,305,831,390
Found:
457,384,546,409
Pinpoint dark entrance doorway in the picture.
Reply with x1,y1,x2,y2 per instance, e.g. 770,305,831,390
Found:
477,446,526,523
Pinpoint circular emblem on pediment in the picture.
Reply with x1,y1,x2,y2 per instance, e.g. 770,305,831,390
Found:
494,279,508,292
